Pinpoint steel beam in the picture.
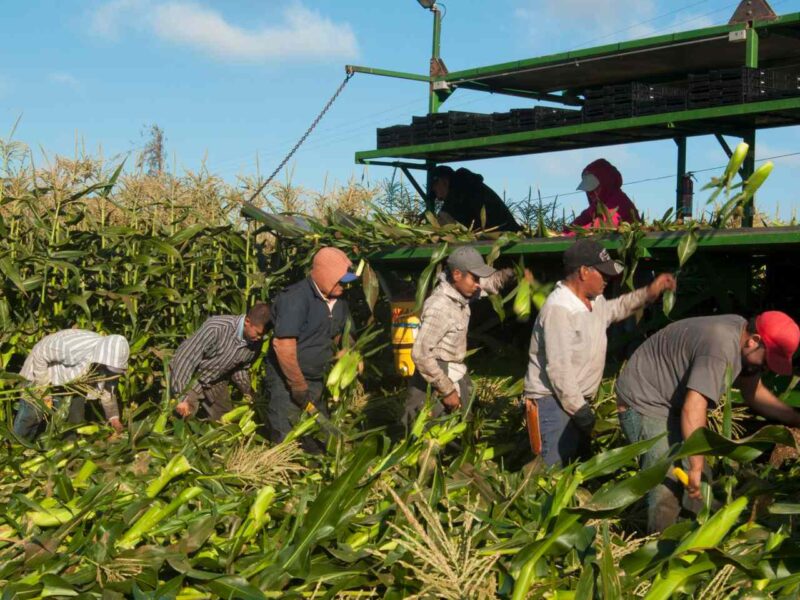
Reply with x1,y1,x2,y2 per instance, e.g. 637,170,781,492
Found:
400,167,427,201
675,137,688,218
355,97,800,162
367,227,800,262
345,65,429,82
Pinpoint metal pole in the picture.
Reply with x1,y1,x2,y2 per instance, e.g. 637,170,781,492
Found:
426,5,443,213
429,6,442,115
675,136,688,218
742,26,759,226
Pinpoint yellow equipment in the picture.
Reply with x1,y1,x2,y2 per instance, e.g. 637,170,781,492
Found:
390,302,419,377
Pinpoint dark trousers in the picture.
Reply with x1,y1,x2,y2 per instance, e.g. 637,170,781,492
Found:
536,395,591,467
401,369,473,432
181,380,232,421
258,366,327,446
14,395,89,440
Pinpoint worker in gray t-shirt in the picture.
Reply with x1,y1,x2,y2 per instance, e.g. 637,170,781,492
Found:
616,311,800,533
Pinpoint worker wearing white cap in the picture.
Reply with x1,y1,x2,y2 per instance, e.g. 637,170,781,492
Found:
570,159,640,230
14,330,130,439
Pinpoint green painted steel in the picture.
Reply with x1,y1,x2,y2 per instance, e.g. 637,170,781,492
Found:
346,65,429,82
355,97,800,162
367,227,800,262
442,14,800,86
429,7,442,114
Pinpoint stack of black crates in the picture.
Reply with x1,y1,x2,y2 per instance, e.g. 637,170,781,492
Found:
688,66,800,108
583,83,687,122
375,66,800,149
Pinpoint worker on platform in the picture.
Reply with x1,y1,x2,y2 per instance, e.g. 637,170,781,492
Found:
171,303,271,421
432,166,522,232
14,330,130,439
616,311,800,533
522,239,676,466
260,247,356,448
570,159,640,230
403,246,520,427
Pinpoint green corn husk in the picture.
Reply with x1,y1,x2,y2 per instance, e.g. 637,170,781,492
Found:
119,486,203,548
722,142,749,188
239,485,277,541
220,405,250,424
27,506,77,527
513,281,532,322
73,459,98,487
742,161,774,200
146,454,193,499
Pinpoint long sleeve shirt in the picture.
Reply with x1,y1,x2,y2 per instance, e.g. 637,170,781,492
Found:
170,315,262,397
523,282,649,415
412,268,513,395
19,329,129,421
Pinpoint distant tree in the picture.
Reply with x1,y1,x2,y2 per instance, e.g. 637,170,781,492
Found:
139,124,165,176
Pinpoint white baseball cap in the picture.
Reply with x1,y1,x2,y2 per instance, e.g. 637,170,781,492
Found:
577,172,600,192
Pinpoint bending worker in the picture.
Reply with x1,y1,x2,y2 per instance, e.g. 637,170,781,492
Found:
403,246,518,425
172,303,270,421
571,159,640,230
261,247,357,445
523,239,675,466
14,329,130,439
616,311,800,533
432,166,521,232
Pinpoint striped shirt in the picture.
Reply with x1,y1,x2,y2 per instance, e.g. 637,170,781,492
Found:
170,315,262,397
20,330,129,386
19,329,130,421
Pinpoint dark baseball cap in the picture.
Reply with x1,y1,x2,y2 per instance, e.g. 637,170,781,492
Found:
447,246,496,278
563,239,624,277
432,165,454,180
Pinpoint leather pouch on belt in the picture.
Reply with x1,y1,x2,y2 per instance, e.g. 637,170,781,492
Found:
525,398,542,455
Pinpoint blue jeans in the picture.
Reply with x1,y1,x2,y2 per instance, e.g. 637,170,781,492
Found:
537,395,590,467
618,406,686,533
13,395,85,440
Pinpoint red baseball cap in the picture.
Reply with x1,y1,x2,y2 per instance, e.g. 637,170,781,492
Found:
755,311,800,376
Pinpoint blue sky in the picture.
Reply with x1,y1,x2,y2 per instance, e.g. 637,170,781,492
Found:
2,0,800,221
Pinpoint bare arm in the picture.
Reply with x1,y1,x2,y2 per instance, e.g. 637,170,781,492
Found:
738,374,800,427
682,389,709,500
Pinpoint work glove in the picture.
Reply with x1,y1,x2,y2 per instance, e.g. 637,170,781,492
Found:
290,388,313,410
572,404,596,436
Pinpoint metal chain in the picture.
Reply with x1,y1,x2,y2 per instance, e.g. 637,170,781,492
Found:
245,71,355,205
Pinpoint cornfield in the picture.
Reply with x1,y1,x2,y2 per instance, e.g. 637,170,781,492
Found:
2,139,800,599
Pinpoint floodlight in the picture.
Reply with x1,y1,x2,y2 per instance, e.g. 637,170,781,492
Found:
417,0,436,9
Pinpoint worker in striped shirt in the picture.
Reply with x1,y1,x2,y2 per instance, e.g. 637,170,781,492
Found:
171,303,270,421
14,330,130,439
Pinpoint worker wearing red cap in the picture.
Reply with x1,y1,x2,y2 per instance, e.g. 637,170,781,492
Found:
616,311,800,533
260,247,357,449
570,159,640,231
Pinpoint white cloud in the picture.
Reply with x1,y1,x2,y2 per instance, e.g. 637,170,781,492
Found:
90,0,149,40
88,0,358,63
49,72,82,91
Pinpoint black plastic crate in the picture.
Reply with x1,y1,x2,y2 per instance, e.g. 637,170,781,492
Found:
534,106,583,128
377,125,414,149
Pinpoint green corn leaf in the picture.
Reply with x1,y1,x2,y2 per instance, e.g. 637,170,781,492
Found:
279,436,379,577
676,229,698,268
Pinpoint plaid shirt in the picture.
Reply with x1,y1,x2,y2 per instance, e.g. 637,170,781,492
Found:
412,269,512,395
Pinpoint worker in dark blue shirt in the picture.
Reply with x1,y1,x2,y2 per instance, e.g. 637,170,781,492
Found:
258,247,356,447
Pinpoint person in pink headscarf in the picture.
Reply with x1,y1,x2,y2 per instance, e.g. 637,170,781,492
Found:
569,159,640,231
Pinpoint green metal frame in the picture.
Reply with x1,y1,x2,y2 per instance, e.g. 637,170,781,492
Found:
355,97,800,161
352,6,800,221
367,227,800,262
